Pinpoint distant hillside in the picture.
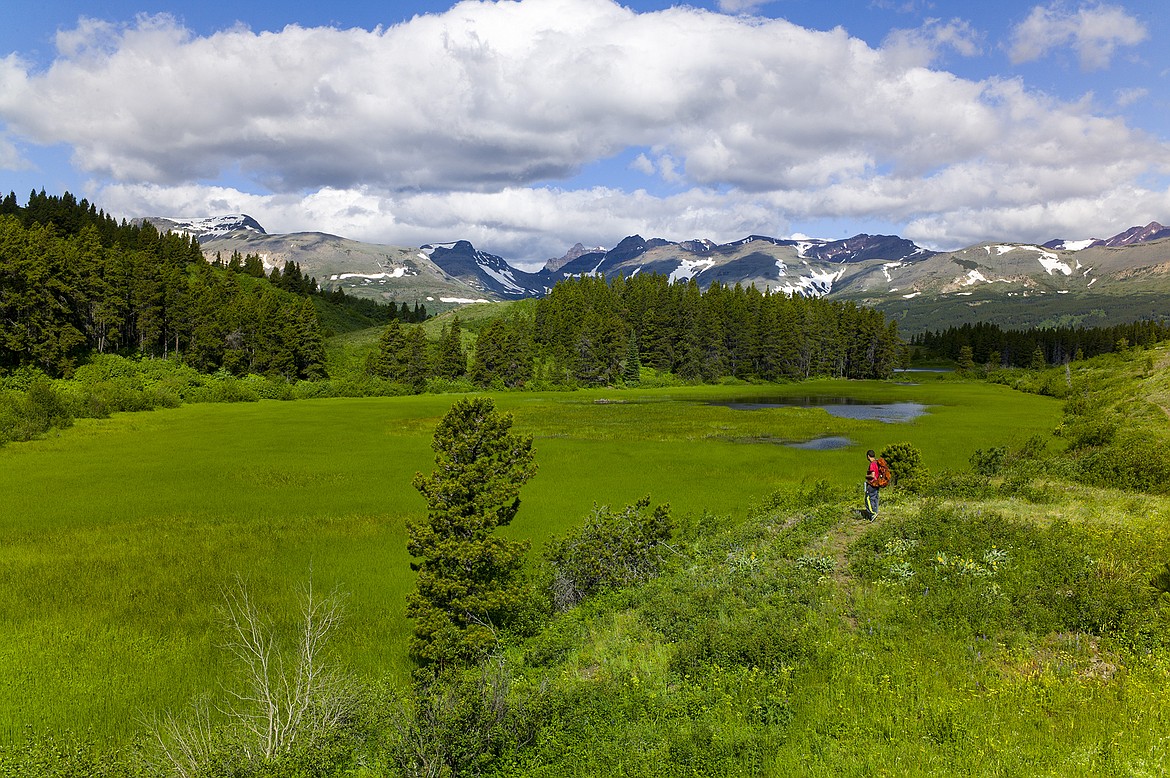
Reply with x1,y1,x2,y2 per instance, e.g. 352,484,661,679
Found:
143,215,1170,332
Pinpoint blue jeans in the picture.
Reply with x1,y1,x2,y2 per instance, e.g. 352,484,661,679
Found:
864,483,880,517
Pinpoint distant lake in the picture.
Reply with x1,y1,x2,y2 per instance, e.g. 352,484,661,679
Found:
710,396,928,424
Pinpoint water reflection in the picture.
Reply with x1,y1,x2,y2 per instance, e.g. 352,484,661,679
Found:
711,397,927,423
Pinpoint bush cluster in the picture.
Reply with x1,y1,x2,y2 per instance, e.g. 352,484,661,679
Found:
544,496,673,611
0,377,73,444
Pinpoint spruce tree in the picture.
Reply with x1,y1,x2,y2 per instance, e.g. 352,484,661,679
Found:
434,316,467,379
1030,345,1047,371
403,325,430,393
407,397,537,667
957,345,975,374
623,335,641,385
368,319,408,379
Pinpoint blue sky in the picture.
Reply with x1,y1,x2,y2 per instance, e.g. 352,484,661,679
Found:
2,0,1167,268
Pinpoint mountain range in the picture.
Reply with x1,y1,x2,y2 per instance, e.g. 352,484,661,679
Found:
143,215,1170,332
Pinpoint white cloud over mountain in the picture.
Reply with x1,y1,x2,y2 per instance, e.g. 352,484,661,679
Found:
0,0,1167,263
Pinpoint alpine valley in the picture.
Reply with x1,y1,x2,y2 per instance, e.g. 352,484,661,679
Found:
144,215,1170,332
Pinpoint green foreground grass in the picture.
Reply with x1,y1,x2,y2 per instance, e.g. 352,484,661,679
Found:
500,480,1170,776
0,378,1059,743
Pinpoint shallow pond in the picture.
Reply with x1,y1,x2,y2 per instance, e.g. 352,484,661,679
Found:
709,396,928,423
783,436,853,450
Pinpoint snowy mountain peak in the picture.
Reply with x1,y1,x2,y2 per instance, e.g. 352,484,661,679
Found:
145,214,266,240
1044,221,1170,252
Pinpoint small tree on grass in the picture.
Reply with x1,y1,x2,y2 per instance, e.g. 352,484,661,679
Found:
880,442,923,485
408,397,537,667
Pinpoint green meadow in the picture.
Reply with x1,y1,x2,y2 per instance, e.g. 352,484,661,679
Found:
0,378,1059,743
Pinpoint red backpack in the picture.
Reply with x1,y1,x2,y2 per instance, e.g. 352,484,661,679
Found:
873,458,892,488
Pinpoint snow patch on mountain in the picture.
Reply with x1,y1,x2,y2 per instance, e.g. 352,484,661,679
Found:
480,263,525,294
669,258,716,283
1035,252,1072,276
329,268,414,281
987,244,1073,276
419,242,464,257
777,268,844,297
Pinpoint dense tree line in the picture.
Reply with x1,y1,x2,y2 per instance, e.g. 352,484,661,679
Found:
367,274,902,390
533,274,902,383
912,319,1170,367
0,190,327,379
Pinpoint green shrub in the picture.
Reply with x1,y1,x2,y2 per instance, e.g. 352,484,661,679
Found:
668,607,809,675
880,442,922,484
384,663,540,778
904,469,993,499
970,446,1006,476
0,378,73,445
544,496,673,611
1075,431,1170,494
997,473,1053,503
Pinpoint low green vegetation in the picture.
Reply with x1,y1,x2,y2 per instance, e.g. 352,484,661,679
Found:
4,226,1170,775
0,377,1058,747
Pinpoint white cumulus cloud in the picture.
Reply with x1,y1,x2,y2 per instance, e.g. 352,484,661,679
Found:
1008,3,1148,70
882,17,983,66
0,0,1165,259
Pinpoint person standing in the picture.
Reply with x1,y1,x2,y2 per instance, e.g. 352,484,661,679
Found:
863,449,881,521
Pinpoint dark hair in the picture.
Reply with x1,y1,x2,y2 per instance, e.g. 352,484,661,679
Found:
866,449,876,458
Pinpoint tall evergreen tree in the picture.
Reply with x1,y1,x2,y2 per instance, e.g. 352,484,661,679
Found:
368,319,409,380
403,325,431,393
407,397,536,667
434,316,468,379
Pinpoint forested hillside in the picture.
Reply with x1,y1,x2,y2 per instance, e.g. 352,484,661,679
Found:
0,191,327,379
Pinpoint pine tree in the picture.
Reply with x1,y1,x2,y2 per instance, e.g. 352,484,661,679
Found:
623,335,641,385
293,297,328,380
403,325,430,393
957,345,975,374
1030,345,1047,371
434,316,467,379
368,319,408,379
407,398,537,667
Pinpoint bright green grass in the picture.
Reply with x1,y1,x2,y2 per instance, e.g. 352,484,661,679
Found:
0,378,1060,742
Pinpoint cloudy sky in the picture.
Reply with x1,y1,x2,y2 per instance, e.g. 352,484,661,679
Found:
2,0,1168,269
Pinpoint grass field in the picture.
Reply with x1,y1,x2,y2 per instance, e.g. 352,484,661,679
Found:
0,378,1062,743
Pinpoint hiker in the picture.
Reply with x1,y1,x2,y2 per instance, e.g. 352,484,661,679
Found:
863,449,882,520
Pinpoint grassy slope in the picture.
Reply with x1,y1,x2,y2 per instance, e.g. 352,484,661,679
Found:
322,300,522,378
497,484,1170,776
0,378,1058,743
473,344,1170,776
